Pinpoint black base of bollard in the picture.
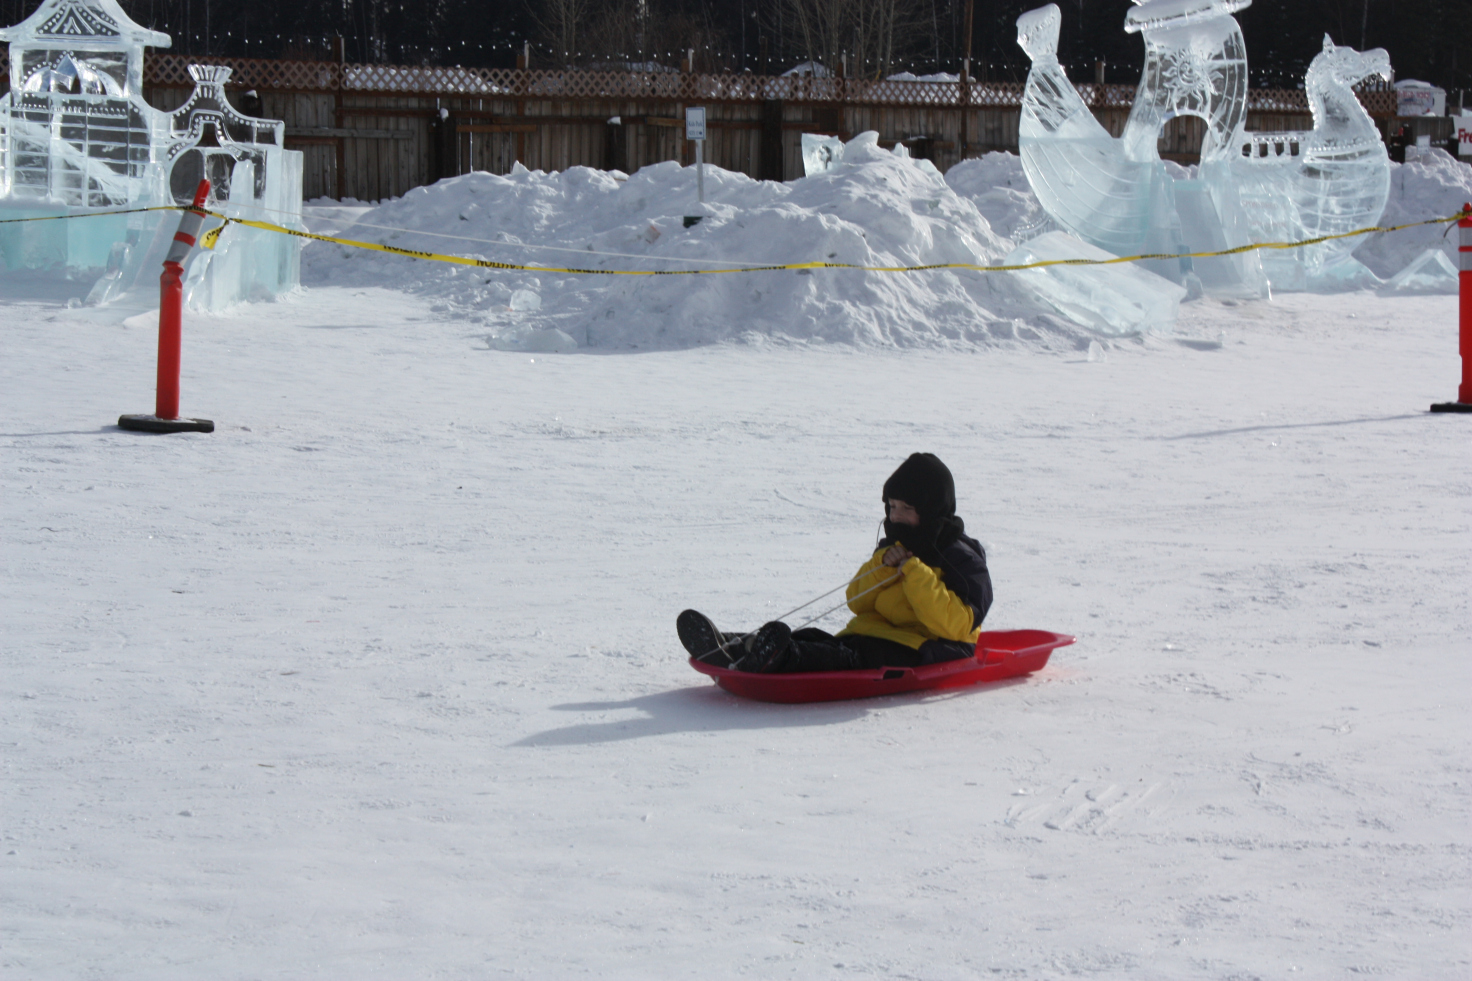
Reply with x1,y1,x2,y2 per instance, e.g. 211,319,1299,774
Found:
1429,402,1472,413
118,414,215,433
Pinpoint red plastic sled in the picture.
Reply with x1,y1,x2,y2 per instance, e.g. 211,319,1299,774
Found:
689,629,1074,704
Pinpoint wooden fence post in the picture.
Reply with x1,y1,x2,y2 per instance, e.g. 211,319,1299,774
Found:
960,0,974,159
434,108,458,181
761,99,785,181
604,119,627,173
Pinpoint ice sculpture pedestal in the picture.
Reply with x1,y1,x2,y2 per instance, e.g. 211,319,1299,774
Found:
0,204,132,270
1005,231,1187,335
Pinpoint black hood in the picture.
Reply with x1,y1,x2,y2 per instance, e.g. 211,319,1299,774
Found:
882,452,955,523
880,453,962,565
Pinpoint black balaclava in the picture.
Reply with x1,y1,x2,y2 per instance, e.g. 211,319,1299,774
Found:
880,452,964,565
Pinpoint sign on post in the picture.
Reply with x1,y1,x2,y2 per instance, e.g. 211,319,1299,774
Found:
1459,112,1471,157
686,106,707,205
685,106,706,141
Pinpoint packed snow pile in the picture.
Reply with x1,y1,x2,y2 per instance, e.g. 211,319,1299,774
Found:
943,151,1053,241
301,134,1122,352
1352,148,1472,287
300,136,1471,350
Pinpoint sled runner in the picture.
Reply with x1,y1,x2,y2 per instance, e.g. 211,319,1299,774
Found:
689,629,1073,704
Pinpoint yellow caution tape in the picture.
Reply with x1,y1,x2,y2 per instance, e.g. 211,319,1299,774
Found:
202,209,1466,276
3,203,1464,276
200,220,227,251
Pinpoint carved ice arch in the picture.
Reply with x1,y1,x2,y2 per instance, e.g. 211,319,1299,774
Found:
1119,0,1252,165
161,65,285,206
167,65,284,148
1015,0,1270,297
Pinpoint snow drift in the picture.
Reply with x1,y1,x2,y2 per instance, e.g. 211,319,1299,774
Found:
301,136,1107,352
300,138,1472,350
1352,148,1472,286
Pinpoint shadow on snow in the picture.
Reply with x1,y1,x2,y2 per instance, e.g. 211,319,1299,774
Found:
512,676,1028,747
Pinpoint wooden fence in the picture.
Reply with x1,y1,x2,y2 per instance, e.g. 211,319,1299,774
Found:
1,52,1402,202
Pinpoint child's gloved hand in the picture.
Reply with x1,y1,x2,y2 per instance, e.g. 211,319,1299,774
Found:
882,544,913,569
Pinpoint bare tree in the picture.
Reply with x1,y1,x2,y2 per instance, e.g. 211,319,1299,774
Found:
531,0,592,66
773,0,924,79
578,0,734,71
579,0,649,65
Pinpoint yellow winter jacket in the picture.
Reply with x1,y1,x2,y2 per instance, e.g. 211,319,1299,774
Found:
836,547,982,650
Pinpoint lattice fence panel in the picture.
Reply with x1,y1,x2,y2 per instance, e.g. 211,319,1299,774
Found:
1353,83,1397,116
0,51,1346,117
145,54,341,91
124,57,1142,109
1249,89,1309,111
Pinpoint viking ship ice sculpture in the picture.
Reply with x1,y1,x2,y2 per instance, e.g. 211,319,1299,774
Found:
0,0,302,310
1016,0,1392,295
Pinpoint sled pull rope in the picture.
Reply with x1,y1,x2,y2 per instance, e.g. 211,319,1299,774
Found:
769,568,875,622
695,569,871,662
790,572,904,633
695,569,904,662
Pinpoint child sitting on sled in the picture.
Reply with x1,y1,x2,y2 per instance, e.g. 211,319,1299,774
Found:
677,452,993,673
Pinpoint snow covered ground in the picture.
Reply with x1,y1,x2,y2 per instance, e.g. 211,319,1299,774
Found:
4,264,1469,978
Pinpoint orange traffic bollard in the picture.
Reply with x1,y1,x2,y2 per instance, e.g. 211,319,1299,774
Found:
119,179,216,434
1431,202,1472,413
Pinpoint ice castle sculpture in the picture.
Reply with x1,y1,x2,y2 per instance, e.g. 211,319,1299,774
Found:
1016,0,1391,295
0,0,169,269
0,0,302,310
99,63,305,309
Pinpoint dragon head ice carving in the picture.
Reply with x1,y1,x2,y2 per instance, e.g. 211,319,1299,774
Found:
1307,34,1391,93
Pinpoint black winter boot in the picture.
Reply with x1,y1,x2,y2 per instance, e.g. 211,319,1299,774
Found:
677,609,737,666
736,621,792,673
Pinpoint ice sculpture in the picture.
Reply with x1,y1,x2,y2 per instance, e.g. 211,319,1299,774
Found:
1016,1,1392,296
1016,1,1265,298
0,0,303,311
150,65,302,308
802,133,845,176
1232,37,1391,290
1379,248,1459,295
1004,230,1187,335
0,0,169,270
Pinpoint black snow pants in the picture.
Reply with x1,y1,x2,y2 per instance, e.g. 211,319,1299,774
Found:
767,628,920,673
766,628,976,673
